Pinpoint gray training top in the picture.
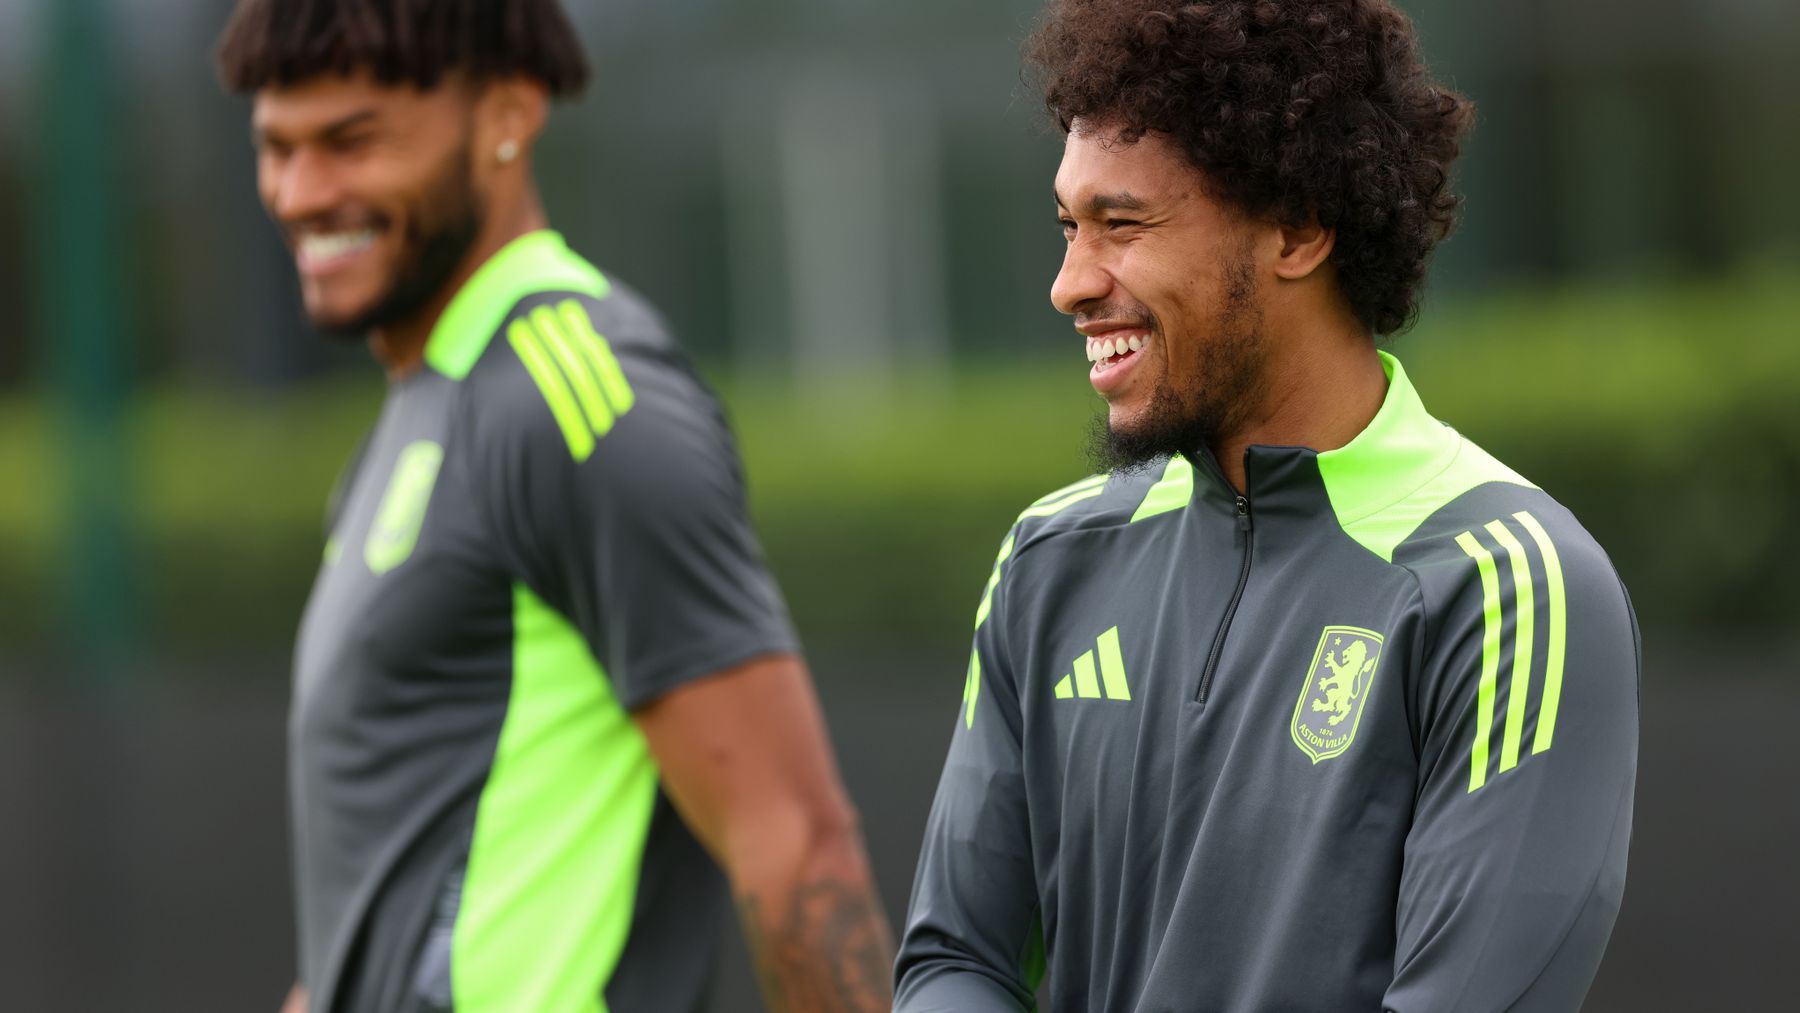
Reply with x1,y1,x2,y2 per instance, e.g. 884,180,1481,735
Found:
896,353,1640,1012
291,232,797,1013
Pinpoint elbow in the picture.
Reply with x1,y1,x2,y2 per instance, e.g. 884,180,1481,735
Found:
721,792,873,899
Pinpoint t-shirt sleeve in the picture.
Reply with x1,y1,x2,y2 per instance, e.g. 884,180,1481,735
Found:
895,526,1043,1012
1385,505,1639,1012
470,293,799,709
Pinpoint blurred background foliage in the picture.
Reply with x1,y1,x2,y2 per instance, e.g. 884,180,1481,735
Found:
0,0,1795,665
2,264,1799,653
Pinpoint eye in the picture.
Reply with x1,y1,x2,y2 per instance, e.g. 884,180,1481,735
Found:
1104,217,1142,230
327,132,375,155
1058,217,1077,239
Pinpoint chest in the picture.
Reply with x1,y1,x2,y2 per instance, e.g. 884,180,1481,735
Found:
1012,514,1423,835
293,381,510,732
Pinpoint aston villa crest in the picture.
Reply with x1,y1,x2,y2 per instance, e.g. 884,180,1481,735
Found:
1290,626,1385,763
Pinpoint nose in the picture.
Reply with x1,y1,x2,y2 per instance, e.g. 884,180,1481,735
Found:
1051,237,1111,316
263,147,341,228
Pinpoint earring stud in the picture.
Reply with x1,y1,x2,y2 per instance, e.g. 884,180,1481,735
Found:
496,139,519,164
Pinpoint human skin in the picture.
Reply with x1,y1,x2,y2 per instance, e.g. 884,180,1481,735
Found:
250,70,893,1013
1051,120,1389,488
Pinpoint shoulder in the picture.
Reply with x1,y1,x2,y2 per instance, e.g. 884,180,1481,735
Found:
459,278,722,468
1392,438,1631,651
1006,457,1183,557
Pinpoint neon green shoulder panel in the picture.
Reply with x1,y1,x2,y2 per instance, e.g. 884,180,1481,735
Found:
424,231,611,381
1130,455,1194,522
1317,353,1535,563
453,585,657,1012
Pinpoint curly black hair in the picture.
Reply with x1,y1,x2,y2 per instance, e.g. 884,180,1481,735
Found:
1026,0,1473,336
217,0,588,98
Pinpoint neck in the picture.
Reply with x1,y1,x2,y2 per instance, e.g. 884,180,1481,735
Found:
1208,312,1387,493
368,184,549,381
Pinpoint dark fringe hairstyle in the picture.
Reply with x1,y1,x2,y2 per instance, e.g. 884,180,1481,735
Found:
216,0,589,97
1027,0,1474,336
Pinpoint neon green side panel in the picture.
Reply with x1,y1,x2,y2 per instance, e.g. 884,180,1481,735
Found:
1319,353,1537,562
1456,531,1503,793
1485,519,1535,774
1516,511,1568,754
1131,455,1193,522
1019,913,1047,992
364,440,444,575
453,585,657,1012
508,321,596,462
1095,626,1131,701
424,230,610,381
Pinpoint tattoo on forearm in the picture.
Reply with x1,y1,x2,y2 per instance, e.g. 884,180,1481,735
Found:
740,876,896,1012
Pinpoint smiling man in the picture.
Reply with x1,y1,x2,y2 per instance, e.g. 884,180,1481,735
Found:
215,2,893,1012
896,2,1640,1010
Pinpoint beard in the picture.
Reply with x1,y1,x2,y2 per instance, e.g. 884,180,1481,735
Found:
315,139,486,339
1088,254,1266,474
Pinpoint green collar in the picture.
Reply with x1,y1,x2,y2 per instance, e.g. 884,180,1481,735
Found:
1318,351,1532,561
423,230,610,381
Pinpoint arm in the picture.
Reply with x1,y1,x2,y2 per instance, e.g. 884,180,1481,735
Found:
473,299,891,1009
1385,515,1640,1011
278,984,306,1013
895,532,1044,1012
636,652,893,1011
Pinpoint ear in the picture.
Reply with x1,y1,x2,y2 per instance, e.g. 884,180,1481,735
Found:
475,76,551,168
1270,213,1335,281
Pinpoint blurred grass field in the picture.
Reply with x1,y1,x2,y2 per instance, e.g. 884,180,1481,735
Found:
3,264,1796,658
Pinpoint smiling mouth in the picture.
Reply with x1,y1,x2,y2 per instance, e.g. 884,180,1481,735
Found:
1086,332,1150,373
294,226,383,275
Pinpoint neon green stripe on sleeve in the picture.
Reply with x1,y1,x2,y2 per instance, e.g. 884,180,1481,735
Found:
559,301,636,417
1456,530,1503,792
1018,483,1106,520
508,321,595,462
1515,511,1568,754
528,307,616,439
1028,473,1106,507
1484,519,1535,774
974,532,1016,630
963,649,981,728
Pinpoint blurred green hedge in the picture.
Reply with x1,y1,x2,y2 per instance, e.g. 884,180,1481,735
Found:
2,266,1794,658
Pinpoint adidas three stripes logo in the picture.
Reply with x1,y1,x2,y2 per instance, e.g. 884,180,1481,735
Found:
1055,626,1131,701
1454,511,1568,794
508,300,635,462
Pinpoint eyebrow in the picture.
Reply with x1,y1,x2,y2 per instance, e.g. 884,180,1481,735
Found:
1054,189,1151,216
253,109,380,147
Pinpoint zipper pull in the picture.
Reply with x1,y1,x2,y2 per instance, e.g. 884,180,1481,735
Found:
1234,495,1251,531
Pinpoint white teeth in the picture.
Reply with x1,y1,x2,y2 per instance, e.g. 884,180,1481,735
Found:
300,228,378,262
1128,336,1143,352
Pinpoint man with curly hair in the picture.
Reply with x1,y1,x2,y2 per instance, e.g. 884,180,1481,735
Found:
897,2,1639,1010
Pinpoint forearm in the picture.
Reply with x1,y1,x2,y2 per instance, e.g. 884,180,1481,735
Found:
731,818,895,1013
